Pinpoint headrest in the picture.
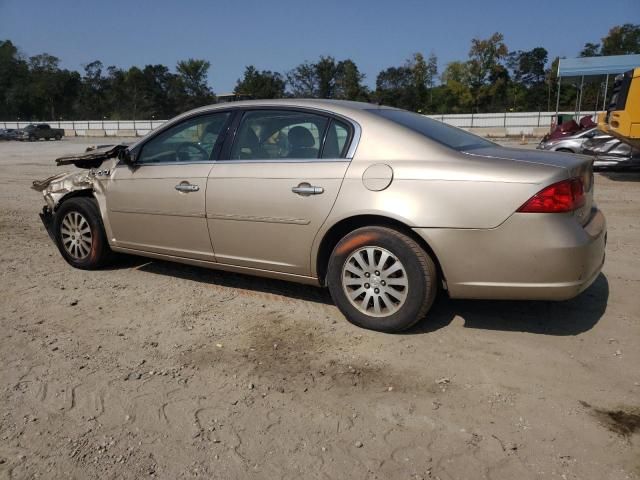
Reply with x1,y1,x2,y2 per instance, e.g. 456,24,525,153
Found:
240,126,260,147
288,126,315,148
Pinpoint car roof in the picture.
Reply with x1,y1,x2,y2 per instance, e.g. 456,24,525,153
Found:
180,98,397,121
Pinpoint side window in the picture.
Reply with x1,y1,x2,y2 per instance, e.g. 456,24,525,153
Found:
137,112,230,164
321,120,350,158
230,110,329,160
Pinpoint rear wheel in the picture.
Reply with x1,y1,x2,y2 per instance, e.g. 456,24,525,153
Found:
55,134,62,140
327,226,438,332
53,197,113,269
556,148,574,153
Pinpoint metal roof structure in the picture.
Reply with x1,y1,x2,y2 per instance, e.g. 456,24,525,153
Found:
555,54,640,117
558,54,640,79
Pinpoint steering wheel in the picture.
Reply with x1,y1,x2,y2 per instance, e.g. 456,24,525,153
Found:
175,142,209,162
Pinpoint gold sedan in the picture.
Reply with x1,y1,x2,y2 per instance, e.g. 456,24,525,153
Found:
34,100,606,332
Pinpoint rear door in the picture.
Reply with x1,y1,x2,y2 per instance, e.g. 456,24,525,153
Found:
206,109,354,276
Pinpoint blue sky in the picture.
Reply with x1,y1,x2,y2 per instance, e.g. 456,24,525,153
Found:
1,0,638,92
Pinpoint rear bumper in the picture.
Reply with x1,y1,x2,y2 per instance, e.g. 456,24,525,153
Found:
415,208,607,301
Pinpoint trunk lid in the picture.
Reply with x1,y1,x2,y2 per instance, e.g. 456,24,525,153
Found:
465,146,595,225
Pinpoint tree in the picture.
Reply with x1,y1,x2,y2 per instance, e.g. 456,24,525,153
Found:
409,53,428,111
375,66,414,109
425,52,438,108
235,66,285,99
287,61,317,97
508,47,547,86
467,33,508,87
315,56,339,98
579,42,601,57
579,24,640,57
287,56,367,100
0,40,30,120
438,61,473,113
601,24,640,55
466,32,510,112
75,61,109,119
335,59,368,101
176,58,215,110
26,54,80,120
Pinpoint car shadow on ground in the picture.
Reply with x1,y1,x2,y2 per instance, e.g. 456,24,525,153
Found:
116,256,334,305
410,273,609,336
110,256,609,336
599,171,640,182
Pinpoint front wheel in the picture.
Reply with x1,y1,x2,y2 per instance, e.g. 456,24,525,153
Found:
53,197,113,269
327,226,438,333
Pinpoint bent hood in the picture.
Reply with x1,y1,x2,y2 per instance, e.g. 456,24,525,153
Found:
55,144,128,169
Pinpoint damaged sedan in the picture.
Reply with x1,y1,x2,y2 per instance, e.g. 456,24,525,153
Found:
33,100,606,332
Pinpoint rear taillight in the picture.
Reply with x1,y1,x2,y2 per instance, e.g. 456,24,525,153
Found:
517,178,585,213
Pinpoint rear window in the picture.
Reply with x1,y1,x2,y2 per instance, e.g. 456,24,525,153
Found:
368,109,494,151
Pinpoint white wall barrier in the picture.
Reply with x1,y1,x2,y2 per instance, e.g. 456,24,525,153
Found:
1,111,601,138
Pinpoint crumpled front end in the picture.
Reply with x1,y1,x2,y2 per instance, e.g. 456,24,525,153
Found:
32,170,95,211
32,153,120,242
32,170,96,241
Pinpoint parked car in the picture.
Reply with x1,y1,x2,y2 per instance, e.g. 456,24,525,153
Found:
537,127,612,153
32,100,606,332
0,128,22,140
20,123,64,141
541,115,598,143
584,138,640,170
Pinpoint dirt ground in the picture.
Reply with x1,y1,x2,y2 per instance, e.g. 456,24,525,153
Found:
0,138,638,480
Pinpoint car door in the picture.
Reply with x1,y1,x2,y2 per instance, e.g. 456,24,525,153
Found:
206,109,354,276
105,111,231,260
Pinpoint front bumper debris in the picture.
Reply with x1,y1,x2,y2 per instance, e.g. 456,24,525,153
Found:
39,206,55,242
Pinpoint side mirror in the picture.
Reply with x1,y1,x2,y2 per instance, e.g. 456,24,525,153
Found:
118,147,136,166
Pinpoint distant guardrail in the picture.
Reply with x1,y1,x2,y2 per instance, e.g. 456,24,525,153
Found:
1,111,603,138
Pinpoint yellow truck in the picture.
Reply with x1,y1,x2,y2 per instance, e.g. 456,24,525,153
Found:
599,68,640,148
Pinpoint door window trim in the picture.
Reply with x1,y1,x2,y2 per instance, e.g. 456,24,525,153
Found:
218,106,359,163
124,110,237,167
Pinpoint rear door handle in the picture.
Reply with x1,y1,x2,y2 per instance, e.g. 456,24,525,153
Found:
175,182,200,192
292,182,324,196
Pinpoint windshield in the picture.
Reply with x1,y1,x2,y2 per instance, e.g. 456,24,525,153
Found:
368,109,495,151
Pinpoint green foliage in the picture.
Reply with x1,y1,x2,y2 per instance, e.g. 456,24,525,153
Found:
579,24,640,57
0,24,637,120
235,66,285,99
601,24,640,55
286,56,369,100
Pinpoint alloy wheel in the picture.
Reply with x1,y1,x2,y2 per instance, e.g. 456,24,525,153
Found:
60,211,92,260
341,246,409,317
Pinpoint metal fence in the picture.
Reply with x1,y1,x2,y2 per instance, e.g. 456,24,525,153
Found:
0,120,167,136
1,111,602,136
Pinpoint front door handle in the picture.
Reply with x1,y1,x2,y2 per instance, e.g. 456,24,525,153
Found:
175,182,200,193
292,182,324,196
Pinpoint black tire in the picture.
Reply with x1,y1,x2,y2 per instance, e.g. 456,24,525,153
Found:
556,148,574,153
53,197,113,269
55,134,62,140
28,135,35,142
327,226,438,333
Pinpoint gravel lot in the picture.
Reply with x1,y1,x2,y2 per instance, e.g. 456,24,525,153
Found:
1,138,639,479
